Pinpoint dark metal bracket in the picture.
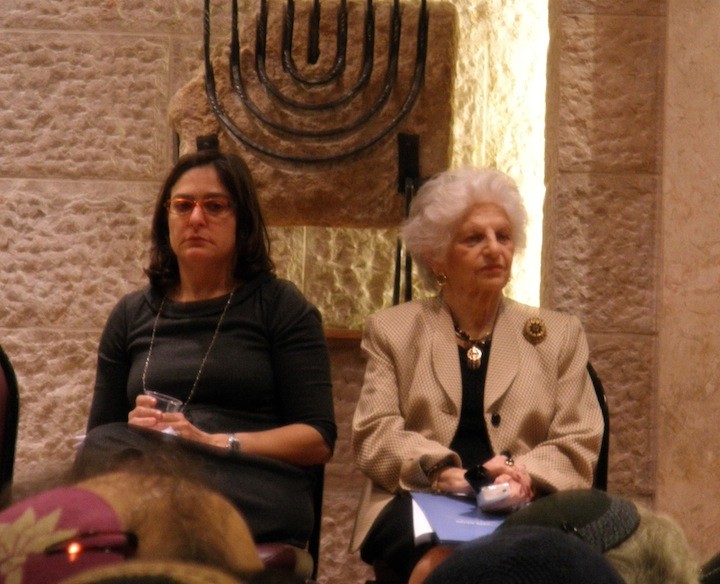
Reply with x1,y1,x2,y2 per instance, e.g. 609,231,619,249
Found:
393,133,420,305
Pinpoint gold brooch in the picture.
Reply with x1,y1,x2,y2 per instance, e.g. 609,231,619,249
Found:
523,317,547,345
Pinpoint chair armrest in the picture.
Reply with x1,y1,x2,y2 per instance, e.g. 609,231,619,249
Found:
255,542,314,581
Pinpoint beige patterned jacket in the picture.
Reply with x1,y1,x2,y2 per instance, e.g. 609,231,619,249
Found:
349,295,603,550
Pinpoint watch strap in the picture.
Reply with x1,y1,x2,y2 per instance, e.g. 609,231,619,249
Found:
226,433,241,452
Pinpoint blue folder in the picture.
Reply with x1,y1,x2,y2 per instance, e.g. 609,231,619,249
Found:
411,492,506,546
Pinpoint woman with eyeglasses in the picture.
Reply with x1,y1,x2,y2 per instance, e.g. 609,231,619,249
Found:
74,148,336,548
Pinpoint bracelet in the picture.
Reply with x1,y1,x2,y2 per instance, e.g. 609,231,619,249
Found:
425,460,455,494
424,460,452,480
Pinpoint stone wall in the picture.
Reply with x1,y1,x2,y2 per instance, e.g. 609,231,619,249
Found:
544,0,665,505
546,0,720,563
1,1,207,491
322,335,371,582
658,0,720,561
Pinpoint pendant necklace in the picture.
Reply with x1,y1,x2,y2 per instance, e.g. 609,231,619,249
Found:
454,326,492,370
142,288,235,410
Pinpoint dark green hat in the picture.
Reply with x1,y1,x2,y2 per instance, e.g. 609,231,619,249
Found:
425,525,624,584
500,489,640,554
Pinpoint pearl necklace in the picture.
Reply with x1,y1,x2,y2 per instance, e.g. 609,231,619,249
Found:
141,289,235,410
454,326,492,370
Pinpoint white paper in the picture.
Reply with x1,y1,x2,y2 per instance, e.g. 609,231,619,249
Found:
412,499,435,545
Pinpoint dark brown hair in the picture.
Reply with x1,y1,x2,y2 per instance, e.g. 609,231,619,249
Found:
145,150,274,292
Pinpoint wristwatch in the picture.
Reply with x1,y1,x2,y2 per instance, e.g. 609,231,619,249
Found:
227,433,241,452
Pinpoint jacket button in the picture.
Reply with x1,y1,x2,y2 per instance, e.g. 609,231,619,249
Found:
491,413,501,427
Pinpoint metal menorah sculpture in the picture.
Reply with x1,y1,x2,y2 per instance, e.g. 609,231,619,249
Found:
203,0,428,164
171,0,455,227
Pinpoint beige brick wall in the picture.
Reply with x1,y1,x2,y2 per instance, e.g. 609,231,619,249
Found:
547,0,720,564
659,0,720,562
545,0,665,508
0,2,206,491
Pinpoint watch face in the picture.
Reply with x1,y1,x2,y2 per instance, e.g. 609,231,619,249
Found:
228,435,240,452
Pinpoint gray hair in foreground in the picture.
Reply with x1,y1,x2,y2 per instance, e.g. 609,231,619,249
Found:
401,167,528,290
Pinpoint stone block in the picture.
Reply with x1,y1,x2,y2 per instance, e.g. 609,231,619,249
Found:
1,328,99,501
321,335,370,583
326,335,366,481
268,226,307,290
556,15,664,173
560,0,666,15
0,31,171,180
657,0,720,560
170,34,212,97
480,1,548,173
304,227,398,330
656,377,720,561
319,490,372,583
451,2,488,168
542,173,658,334
0,1,223,35
586,333,655,498
0,179,154,329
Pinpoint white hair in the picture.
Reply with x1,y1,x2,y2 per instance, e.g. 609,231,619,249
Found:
401,167,528,290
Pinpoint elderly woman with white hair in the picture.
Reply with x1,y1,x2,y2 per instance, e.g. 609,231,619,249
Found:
349,168,604,583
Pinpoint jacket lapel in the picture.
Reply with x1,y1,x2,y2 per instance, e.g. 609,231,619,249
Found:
484,299,519,411
429,299,463,416
426,297,521,415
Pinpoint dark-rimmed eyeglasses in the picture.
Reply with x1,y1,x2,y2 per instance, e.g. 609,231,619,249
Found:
166,196,235,218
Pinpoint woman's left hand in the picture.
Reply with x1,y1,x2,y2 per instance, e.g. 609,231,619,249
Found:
483,455,533,493
480,476,533,512
153,418,331,465
160,413,222,447
480,454,535,511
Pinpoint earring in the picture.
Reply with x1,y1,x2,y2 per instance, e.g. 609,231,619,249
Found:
435,273,448,288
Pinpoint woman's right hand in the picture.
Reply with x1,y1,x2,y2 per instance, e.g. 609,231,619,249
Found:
430,466,474,496
482,454,534,497
128,394,165,430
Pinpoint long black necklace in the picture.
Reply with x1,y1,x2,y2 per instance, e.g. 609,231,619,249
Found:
454,326,492,370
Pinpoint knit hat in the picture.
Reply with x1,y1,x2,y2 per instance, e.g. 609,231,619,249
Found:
0,486,128,584
500,488,640,553
424,525,624,584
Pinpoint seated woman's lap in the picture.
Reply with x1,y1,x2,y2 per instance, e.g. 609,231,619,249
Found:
74,422,315,547
361,493,434,581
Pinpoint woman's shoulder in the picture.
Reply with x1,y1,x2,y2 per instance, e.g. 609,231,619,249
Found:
251,273,322,331
106,286,155,318
361,298,447,355
255,273,311,307
98,287,156,338
365,296,443,331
